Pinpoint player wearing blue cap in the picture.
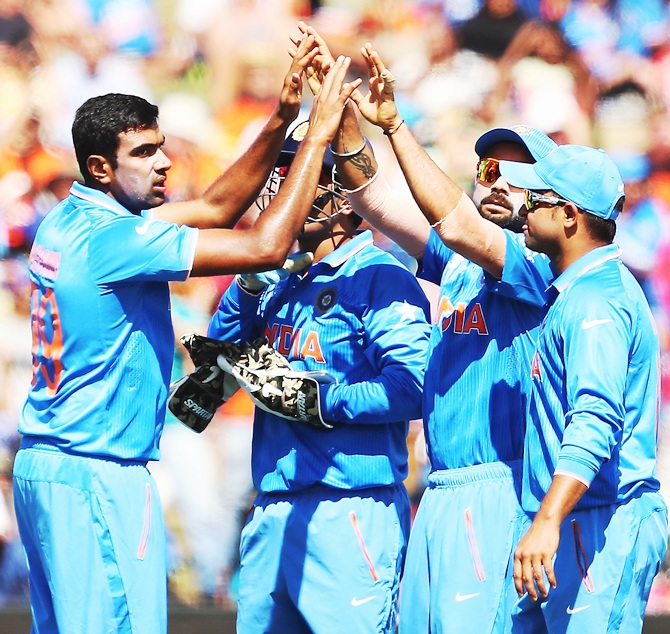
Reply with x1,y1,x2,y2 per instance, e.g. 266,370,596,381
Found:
301,30,666,633
11,42,362,634
206,120,431,634
499,146,667,633
294,26,556,632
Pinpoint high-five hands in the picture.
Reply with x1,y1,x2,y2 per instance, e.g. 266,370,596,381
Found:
350,44,404,135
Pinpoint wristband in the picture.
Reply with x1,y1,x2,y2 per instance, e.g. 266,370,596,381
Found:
330,137,368,158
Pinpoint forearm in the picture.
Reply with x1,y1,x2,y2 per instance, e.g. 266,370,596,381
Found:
533,474,589,527
323,367,424,424
332,103,376,187
332,105,429,257
155,110,292,230
200,109,292,222
347,173,429,259
386,121,463,226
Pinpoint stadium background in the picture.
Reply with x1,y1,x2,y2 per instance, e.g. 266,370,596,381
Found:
2,0,670,629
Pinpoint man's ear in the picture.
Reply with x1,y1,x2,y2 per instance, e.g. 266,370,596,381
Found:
563,202,579,228
86,155,113,184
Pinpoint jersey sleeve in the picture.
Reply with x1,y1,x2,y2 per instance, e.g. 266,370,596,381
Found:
322,266,431,424
417,229,454,285
207,279,265,342
554,283,631,486
89,215,198,284
491,230,554,306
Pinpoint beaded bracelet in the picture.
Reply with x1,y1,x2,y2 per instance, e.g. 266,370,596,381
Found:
330,137,368,158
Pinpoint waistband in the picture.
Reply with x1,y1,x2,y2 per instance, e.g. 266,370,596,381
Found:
20,436,148,467
256,482,407,504
428,460,522,488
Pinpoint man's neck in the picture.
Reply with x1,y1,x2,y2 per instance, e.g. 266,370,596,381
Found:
552,239,610,275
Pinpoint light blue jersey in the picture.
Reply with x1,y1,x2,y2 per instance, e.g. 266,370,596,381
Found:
20,182,198,461
14,181,198,634
399,229,554,634
520,244,663,511
208,230,431,492
419,229,554,470
504,245,667,634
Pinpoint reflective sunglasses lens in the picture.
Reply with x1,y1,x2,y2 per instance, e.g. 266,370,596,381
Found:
478,159,500,184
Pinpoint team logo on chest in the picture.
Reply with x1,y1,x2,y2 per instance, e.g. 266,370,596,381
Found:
315,287,337,314
264,323,326,364
437,296,489,335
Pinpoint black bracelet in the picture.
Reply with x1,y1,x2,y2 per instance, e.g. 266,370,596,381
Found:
383,120,405,137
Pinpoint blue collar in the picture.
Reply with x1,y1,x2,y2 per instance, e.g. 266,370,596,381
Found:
551,243,622,295
70,181,140,217
317,230,374,269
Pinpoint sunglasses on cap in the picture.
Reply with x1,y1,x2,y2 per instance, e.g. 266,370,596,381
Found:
524,189,570,210
476,158,502,184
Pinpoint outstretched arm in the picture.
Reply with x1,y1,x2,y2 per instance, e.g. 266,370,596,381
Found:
154,35,318,230
189,54,362,276
291,22,429,258
351,44,507,278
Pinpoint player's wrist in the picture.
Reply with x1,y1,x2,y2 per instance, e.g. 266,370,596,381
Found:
330,137,368,158
236,274,265,295
383,119,405,137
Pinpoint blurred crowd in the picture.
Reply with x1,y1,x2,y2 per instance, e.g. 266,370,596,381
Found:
2,0,670,613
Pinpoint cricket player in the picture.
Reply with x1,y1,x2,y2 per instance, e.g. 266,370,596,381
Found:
207,122,431,634
295,25,555,632
349,39,666,631
12,43,360,633
500,146,668,633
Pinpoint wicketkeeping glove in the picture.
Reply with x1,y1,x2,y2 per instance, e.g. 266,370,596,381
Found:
237,252,313,293
215,338,338,430
167,334,242,433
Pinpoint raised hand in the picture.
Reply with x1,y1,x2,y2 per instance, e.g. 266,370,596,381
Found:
278,33,319,123
289,21,335,97
305,54,362,147
350,43,403,135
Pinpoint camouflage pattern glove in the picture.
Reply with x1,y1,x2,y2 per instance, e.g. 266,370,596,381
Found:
166,334,242,433
215,338,338,430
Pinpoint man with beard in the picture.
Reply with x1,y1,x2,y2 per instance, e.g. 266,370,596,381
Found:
294,26,556,632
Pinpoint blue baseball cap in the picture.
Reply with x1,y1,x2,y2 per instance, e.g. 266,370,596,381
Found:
278,121,335,170
475,125,557,161
499,145,625,220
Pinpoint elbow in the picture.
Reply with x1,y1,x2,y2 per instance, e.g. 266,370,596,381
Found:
252,240,291,270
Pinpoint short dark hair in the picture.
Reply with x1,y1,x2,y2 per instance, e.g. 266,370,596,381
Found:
582,210,617,242
72,93,159,183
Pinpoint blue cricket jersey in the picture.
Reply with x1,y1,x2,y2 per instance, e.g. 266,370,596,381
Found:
208,230,431,492
20,182,198,461
520,244,662,511
419,229,554,470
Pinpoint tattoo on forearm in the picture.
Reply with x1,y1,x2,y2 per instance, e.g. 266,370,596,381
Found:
350,153,375,180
